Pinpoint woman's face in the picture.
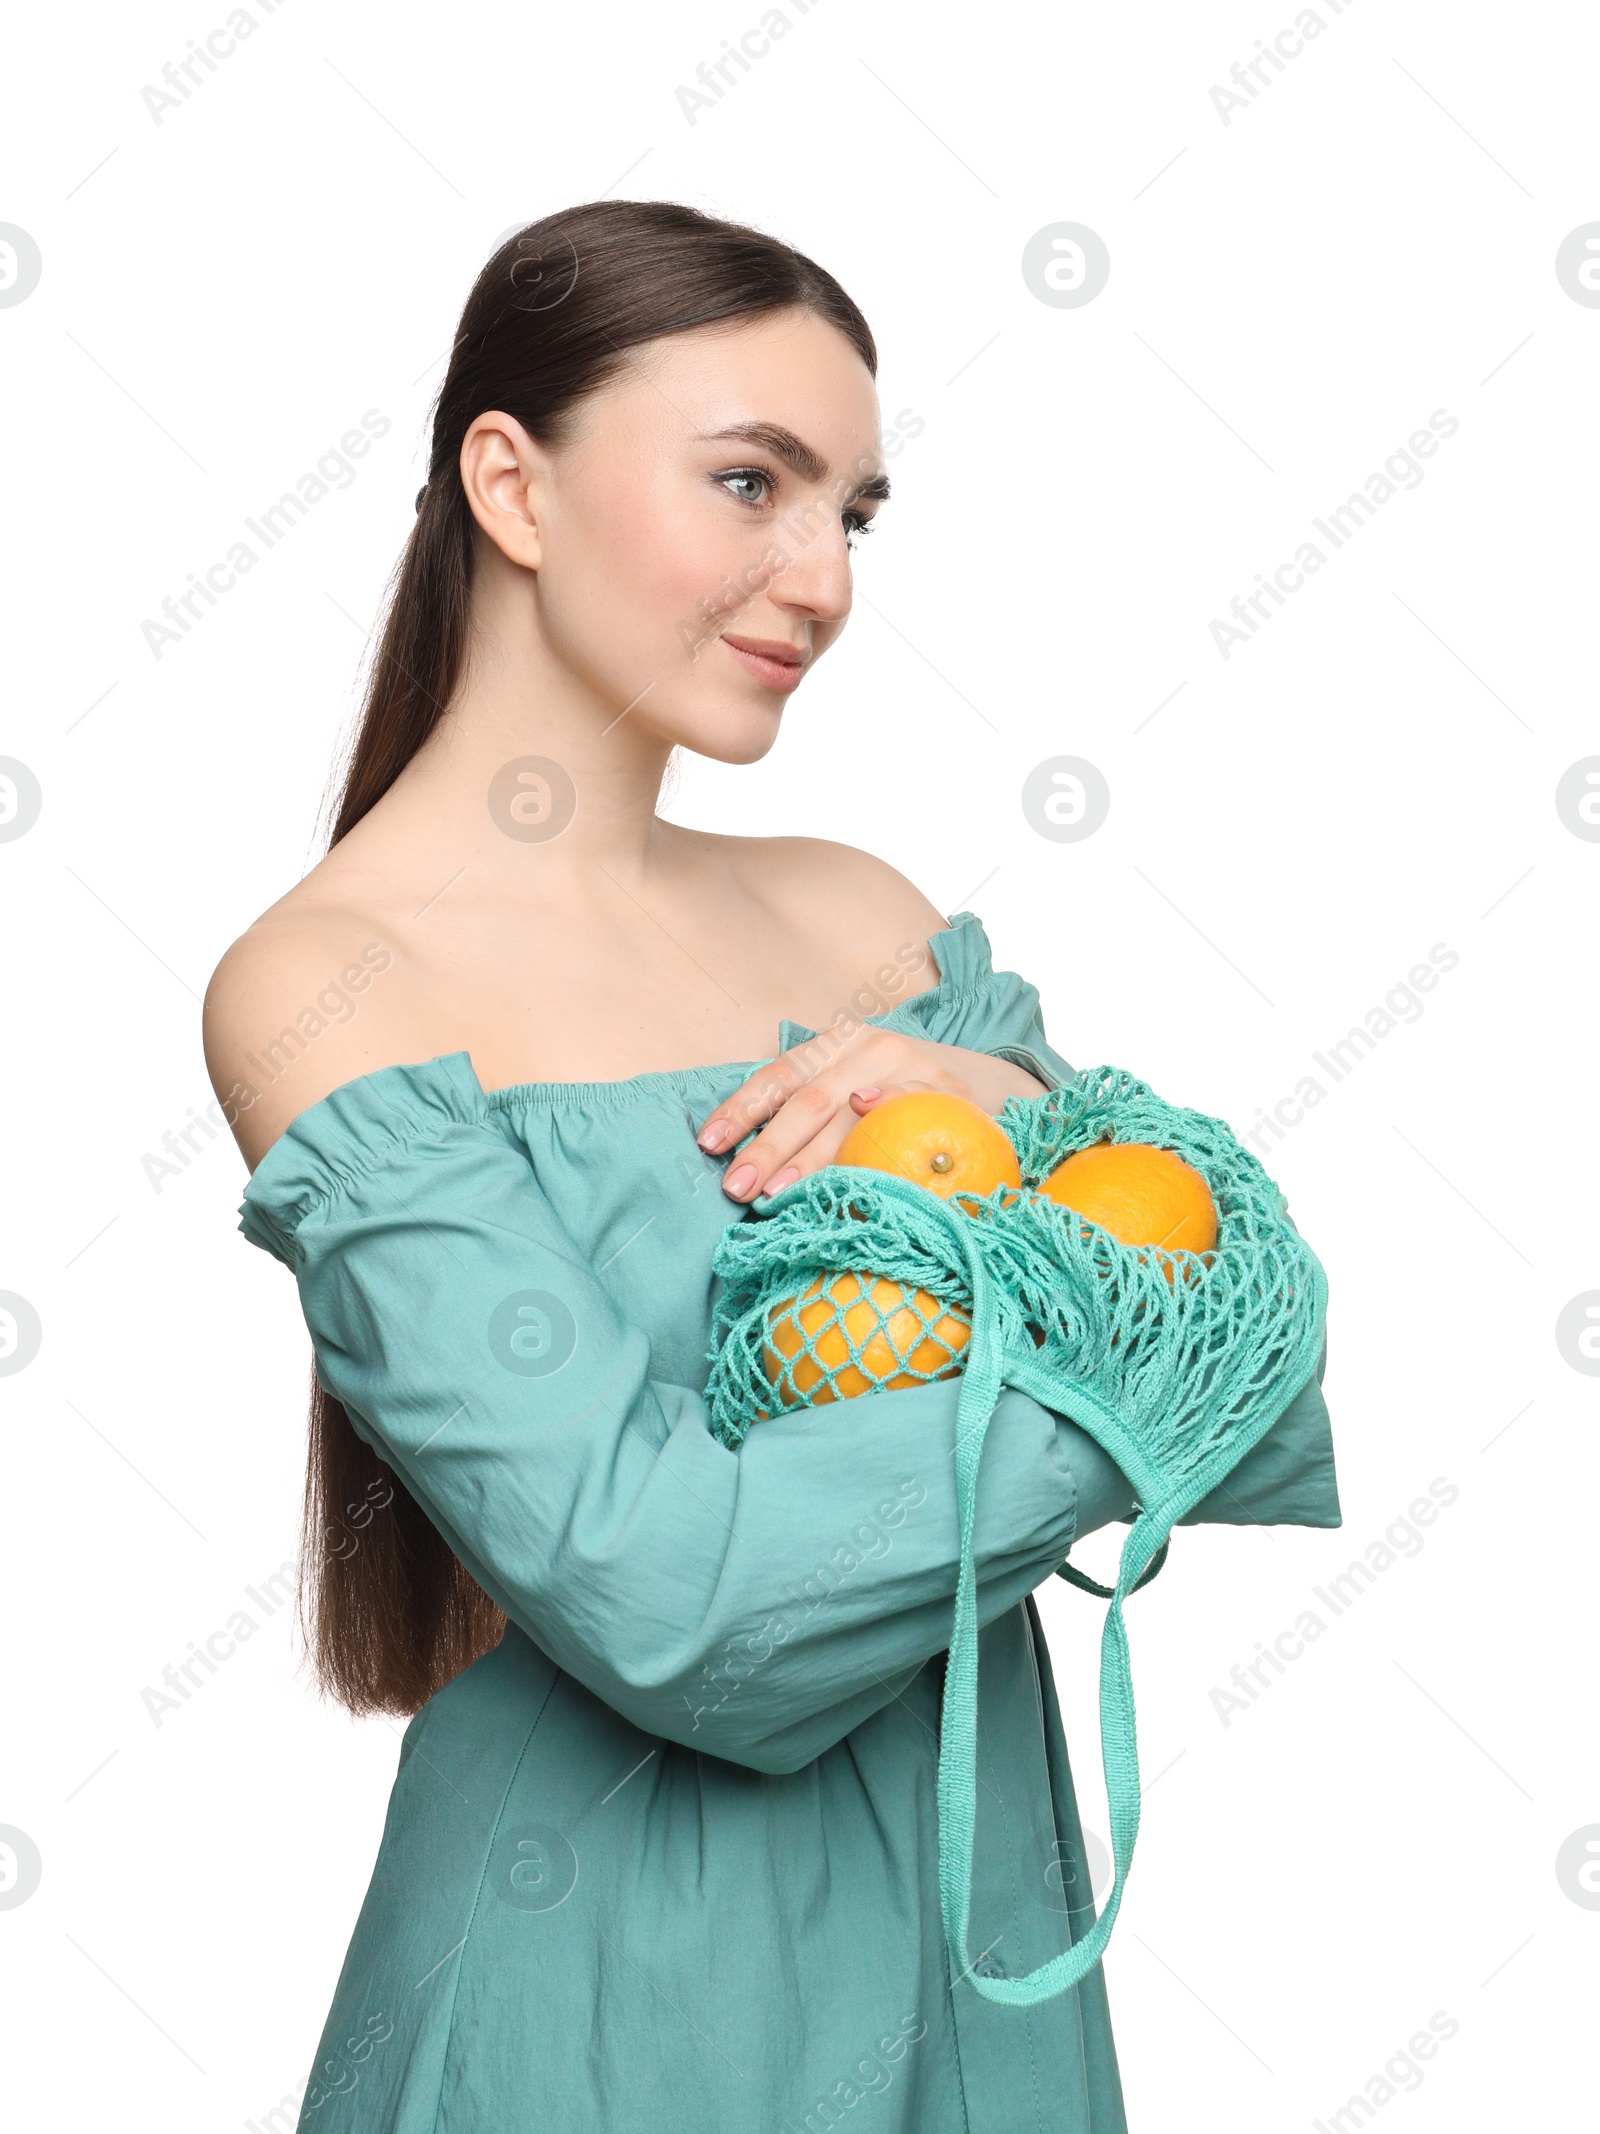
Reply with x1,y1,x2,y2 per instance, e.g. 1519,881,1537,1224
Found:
465,307,888,763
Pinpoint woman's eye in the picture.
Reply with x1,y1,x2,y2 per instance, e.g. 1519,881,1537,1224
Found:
843,511,876,549
719,470,771,506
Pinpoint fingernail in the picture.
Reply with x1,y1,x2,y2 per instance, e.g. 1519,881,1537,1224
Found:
765,1166,800,1192
852,1086,881,1102
698,1119,731,1150
725,1162,757,1197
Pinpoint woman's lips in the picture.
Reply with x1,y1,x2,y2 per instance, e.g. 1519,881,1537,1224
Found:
720,633,809,694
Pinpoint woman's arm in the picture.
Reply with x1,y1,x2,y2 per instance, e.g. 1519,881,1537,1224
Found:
242,1059,1133,1775
696,1004,1340,1534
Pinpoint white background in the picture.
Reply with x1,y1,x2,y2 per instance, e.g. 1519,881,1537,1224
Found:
2,1,1595,2126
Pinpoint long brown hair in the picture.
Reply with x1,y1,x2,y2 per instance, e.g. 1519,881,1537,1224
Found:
301,198,877,1716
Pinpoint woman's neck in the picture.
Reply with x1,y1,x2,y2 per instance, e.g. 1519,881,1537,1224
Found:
353,556,687,910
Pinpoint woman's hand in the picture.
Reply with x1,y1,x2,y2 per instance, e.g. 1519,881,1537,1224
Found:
696,1027,1049,1202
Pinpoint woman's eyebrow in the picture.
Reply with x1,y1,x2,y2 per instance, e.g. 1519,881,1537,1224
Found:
699,421,826,478
698,421,890,504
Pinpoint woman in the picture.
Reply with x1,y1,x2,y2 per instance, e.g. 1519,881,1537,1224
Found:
206,199,1336,2133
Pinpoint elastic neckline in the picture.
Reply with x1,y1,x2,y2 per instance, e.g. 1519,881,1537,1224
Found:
476,910,974,1108
237,910,996,1255
482,1054,766,1109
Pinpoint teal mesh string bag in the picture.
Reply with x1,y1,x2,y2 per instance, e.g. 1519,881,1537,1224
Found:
706,1064,1329,2007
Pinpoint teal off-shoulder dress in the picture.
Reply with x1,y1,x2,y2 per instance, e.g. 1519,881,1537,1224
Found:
237,910,1340,2134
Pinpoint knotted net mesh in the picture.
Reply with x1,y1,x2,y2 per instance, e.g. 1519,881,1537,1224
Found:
704,1065,1329,2008
708,1065,1323,1506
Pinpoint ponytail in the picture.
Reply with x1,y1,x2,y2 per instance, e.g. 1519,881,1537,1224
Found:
299,197,876,1713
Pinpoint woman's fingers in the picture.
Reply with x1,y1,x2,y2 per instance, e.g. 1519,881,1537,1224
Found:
694,1033,852,1153
699,1039,1043,1205
757,1083,922,1194
718,1081,862,1201
720,1079,932,1203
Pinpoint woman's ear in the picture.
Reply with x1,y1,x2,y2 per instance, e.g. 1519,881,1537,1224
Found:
458,410,549,571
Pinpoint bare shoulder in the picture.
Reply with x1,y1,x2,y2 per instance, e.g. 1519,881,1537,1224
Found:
711,831,950,989
202,880,415,1172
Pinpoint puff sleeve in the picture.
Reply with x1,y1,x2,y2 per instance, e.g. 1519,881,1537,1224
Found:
240,1056,1132,1775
